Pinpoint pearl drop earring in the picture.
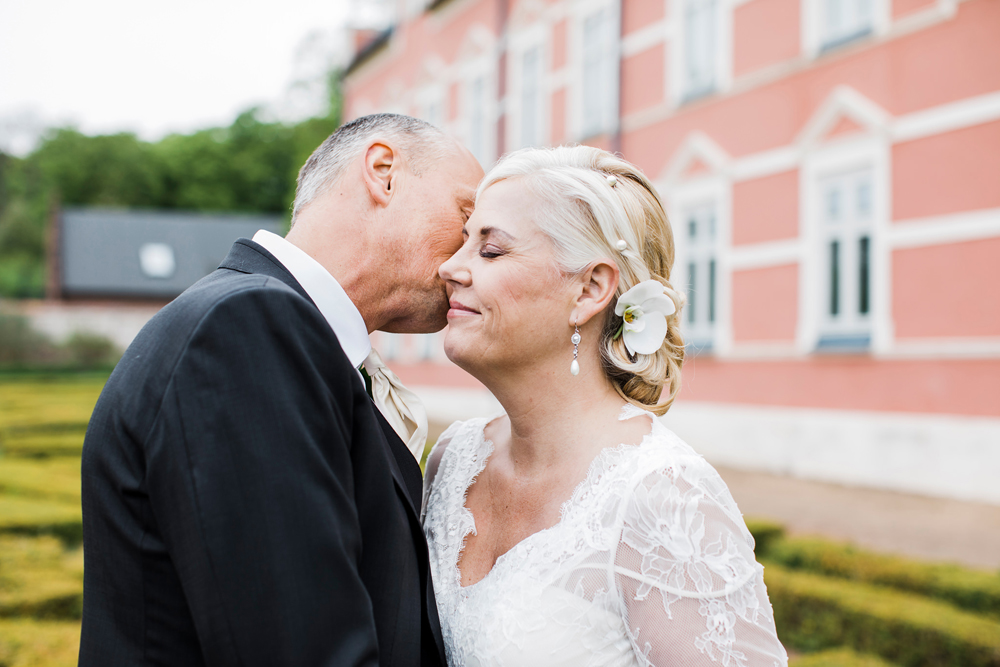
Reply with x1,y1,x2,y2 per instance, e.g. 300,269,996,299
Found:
570,324,581,376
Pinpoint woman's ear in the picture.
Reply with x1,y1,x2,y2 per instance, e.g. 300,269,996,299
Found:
570,259,619,327
362,140,397,207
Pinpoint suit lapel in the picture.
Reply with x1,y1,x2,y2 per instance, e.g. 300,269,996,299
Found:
219,239,313,303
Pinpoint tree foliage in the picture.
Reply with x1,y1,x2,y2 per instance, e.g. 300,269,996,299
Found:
0,73,343,298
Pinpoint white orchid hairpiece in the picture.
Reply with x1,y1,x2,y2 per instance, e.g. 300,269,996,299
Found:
612,280,676,356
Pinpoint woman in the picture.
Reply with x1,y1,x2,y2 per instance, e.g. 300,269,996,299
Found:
422,146,787,666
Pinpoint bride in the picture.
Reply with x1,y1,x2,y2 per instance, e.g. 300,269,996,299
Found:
421,146,787,666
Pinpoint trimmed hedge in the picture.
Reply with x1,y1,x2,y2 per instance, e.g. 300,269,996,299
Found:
0,497,82,547
764,562,1000,667
745,517,787,557
0,459,81,504
745,517,1000,620
0,430,86,458
791,648,897,667
0,619,82,667
0,536,83,621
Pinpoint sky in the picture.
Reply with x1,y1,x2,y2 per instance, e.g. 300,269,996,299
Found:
0,0,370,155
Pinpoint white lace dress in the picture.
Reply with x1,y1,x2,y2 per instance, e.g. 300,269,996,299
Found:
421,406,788,667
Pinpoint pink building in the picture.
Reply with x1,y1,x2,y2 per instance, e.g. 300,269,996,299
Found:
343,0,1000,504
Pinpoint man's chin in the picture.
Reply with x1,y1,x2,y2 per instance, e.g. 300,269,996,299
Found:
380,306,449,335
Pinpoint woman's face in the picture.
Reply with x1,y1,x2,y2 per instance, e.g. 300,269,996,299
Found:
438,178,577,376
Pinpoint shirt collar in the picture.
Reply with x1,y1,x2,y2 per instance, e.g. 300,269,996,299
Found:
252,229,371,369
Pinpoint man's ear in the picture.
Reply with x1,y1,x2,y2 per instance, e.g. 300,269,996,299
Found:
570,260,619,327
362,141,397,208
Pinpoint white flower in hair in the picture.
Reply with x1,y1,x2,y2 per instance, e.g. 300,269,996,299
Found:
613,280,676,355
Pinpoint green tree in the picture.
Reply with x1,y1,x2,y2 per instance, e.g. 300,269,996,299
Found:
0,69,344,298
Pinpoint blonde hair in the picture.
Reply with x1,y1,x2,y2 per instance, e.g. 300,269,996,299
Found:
479,146,685,415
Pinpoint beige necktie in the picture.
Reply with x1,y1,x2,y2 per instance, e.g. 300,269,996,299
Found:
362,348,429,463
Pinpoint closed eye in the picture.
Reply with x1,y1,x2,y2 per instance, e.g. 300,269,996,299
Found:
479,244,505,259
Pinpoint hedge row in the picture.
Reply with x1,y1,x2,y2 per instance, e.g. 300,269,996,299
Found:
0,618,82,667
767,536,1000,619
744,518,1000,619
764,562,1000,667
790,647,897,667
0,497,83,547
0,535,83,621
0,458,82,504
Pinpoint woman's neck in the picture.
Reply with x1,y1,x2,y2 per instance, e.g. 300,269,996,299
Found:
483,355,627,475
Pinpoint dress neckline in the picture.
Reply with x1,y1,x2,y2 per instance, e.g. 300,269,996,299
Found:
454,405,657,591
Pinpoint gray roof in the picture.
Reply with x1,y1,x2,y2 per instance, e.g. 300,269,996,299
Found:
60,208,285,299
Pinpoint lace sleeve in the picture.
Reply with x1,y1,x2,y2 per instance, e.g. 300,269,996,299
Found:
614,457,787,667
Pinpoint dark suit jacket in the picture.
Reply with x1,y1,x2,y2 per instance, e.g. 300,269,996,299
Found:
79,239,445,667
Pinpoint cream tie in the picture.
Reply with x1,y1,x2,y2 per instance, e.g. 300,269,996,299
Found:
362,348,429,463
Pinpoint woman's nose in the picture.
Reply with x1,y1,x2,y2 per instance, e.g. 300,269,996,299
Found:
439,249,471,286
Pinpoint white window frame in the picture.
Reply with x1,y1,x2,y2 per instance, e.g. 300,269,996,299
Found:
816,168,875,343
416,83,446,130
460,58,497,168
802,0,889,58
799,135,891,354
670,0,732,106
666,176,733,355
571,0,620,140
508,25,549,150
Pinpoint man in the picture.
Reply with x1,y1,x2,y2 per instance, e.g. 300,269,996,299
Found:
79,114,484,665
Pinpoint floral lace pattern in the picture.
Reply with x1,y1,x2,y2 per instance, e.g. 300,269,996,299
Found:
422,406,788,667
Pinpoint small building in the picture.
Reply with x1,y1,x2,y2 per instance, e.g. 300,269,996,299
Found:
50,208,285,301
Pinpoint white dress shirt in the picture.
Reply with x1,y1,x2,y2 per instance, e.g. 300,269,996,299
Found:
252,229,371,374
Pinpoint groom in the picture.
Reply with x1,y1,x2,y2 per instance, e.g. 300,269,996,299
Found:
79,114,483,665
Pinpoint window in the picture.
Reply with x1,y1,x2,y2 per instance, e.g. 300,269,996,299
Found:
418,86,444,129
423,99,443,129
682,0,717,99
580,7,617,137
682,201,718,346
467,76,489,165
820,0,874,49
520,46,543,147
817,168,873,347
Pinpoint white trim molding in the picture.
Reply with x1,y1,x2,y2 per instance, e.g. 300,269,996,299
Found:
890,207,1000,249
893,90,1000,143
662,401,1000,505
729,239,802,270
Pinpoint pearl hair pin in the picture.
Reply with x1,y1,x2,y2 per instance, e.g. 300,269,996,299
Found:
606,175,618,187
615,239,628,251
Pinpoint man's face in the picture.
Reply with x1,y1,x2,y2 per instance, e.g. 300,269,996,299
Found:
384,143,484,333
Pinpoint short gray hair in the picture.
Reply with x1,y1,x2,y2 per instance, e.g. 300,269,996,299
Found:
291,113,453,221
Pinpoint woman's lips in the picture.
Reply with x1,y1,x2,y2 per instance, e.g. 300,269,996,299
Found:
448,300,479,317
